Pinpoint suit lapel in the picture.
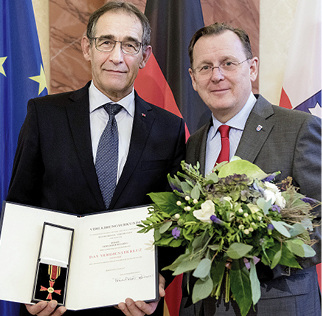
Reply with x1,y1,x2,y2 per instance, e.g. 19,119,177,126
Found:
66,83,105,208
236,95,275,163
110,93,155,209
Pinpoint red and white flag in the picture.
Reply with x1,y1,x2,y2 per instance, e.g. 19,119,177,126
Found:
279,0,321,118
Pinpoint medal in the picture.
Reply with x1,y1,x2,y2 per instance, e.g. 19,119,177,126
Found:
39,265,62,300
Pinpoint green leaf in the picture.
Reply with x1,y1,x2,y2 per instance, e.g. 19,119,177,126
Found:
162,253,190,271
230,260,252,316
148,192,179,215
289,223,306,237
211,259,226,287
227,243,253,259
256,198,271,215
191,185,200,200
218,158,267,180
154,229,161,241
193,258,212,279
159,221,173,234
270,249,282,269
173,257,201,275
208,244,220,251
249,260,260,305
302,244,316,257
192,275,213,303
278,244,302,269
169,239,183,247
181,181,193,195
270,220,291,238
286,239,316,257
205,172,219,184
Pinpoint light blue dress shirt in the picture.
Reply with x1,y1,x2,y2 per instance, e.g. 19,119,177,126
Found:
205,93,257,175
89,81,134,181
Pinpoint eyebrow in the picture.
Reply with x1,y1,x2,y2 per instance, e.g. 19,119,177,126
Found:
96,34,140,42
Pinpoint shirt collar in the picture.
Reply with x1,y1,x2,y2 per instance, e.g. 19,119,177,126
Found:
209,92,256,139
89,81,135,117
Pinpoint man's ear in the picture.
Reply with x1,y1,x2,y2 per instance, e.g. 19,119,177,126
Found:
139,45,152,69
249,57,259,82
81,36,92,62
189,68,197,91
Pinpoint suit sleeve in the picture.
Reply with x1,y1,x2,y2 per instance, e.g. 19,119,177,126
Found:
271,114,321,278
6,99,44,206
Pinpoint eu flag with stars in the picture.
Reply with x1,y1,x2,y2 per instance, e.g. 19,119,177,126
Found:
0,0,47,314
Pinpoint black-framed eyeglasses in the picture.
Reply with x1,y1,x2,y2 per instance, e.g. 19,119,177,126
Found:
193,58,250,77
89,37,142,55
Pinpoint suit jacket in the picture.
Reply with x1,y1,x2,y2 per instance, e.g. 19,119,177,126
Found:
6,82,186,316
181,95,321,316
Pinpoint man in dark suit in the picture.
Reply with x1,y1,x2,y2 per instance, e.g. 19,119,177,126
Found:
180,23,321,316
6,2,185,316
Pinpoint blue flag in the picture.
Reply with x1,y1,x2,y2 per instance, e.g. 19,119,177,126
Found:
0,0,47,313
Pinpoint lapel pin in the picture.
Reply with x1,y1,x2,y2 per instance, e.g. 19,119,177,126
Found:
256,125,263,132
141,113,146,117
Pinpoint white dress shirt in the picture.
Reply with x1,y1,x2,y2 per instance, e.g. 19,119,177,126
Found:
205,93,257,175
89,81,134,182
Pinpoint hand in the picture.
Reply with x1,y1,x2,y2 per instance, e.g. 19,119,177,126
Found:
25,300,67,316
117,274,166,316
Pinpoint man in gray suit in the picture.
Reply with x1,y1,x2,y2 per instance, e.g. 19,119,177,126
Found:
180,22,321,316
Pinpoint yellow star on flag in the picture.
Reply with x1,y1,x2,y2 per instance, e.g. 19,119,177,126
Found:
0,57,7,77
29,64,47,95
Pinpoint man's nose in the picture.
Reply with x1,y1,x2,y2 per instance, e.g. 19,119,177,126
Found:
210,66,224,81
109,42,124,63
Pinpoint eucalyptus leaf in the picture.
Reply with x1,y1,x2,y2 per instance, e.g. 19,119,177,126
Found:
173,257,201,275
193,258,212,279
249,260,260,305
302,244,316,257
227,243,253,259
191,185,200,200
192,276,213,303
270,249,282,269
162,253,190,271
270,220,291,238
159,221,173,234
256,198,271,215
289,223,306,237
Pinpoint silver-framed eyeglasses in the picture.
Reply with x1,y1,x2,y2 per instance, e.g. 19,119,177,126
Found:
193,58,250,77
89,37,142,55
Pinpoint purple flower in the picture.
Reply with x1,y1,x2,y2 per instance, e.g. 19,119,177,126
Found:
267,223,274,231
301,197,318,205
271,204,281,213
244,256,260,270
172,227,181,239
210,215,223,225
263,173,277,182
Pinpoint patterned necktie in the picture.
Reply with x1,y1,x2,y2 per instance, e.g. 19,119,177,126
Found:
95,103,123,209
216,125,230,164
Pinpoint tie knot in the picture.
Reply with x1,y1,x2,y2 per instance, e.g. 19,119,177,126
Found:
218,125,230,138
103,103,123,117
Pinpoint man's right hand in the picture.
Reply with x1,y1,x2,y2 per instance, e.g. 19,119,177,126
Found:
25,300,66,316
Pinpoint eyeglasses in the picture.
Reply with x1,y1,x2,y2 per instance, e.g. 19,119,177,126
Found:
89,37,142,55
193,58,250,77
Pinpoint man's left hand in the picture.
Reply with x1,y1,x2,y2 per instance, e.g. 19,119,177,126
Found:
117,274,166,316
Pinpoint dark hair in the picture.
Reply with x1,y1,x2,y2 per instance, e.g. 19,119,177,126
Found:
86,1,151,48
188,22,253,67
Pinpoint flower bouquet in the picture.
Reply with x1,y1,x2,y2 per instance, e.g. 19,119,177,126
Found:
138,157,320,316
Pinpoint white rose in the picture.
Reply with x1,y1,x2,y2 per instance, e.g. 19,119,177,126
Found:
193,200,215,223
263,182,280,204
263,182,286,208
275,192,286,208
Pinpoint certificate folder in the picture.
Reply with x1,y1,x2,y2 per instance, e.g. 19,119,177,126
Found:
0,202,158,311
